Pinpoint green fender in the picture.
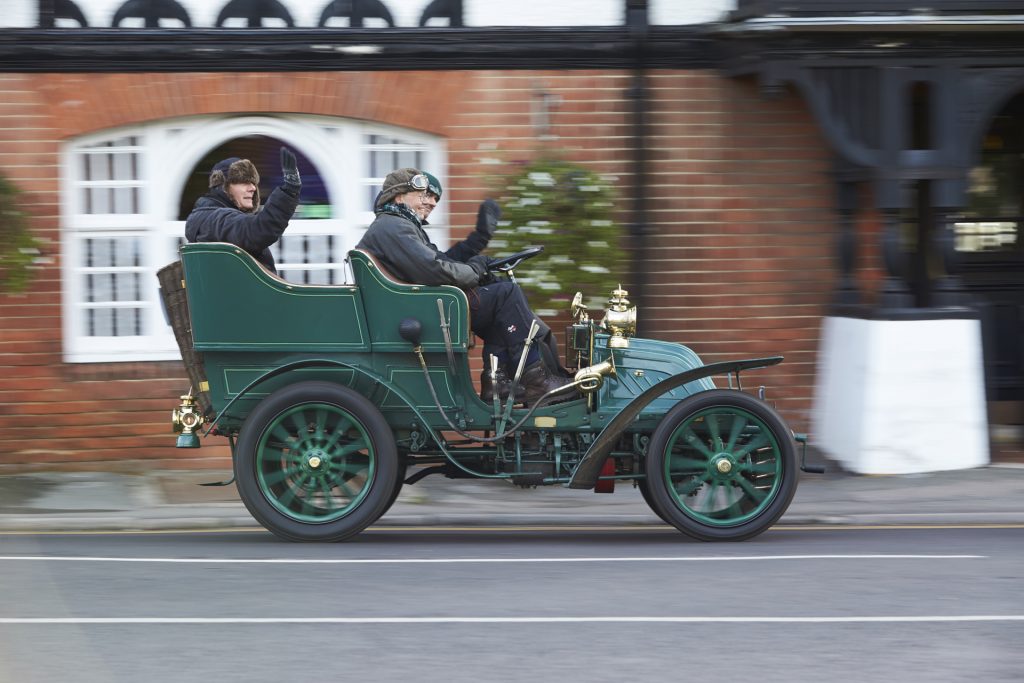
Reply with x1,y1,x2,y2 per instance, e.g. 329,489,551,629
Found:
567,357,784,490
201,358,452,459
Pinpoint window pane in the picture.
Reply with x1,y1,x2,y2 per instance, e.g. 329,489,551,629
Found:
77,143,141,216
79,236,145,337
113,187,134,214
91,188,111,215
113,152,134,180
397,150,420,169
116,307,142,337
90,273,112,302
272,235,342,285
87,153,111,182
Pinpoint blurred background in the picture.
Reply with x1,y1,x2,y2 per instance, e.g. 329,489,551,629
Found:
1,0,1023,473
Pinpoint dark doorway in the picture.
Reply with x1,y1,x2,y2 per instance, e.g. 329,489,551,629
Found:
957,91,1024,415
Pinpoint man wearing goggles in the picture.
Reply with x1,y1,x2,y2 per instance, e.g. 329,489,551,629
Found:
357,167,574,406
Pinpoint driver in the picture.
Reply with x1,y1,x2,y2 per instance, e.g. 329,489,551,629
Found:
356,168,574,406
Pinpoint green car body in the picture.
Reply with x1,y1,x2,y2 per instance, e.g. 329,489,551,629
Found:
160,243,803,542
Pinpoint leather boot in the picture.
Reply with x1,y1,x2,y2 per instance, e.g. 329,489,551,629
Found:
479,368,524,403
520,361,576,406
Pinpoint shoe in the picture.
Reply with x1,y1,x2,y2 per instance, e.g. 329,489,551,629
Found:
479,368,525,403
520,361,577,406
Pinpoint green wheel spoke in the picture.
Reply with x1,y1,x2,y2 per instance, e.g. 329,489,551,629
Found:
335,440,369,458
312,408,329,441
700,482,721,513
270,424,295,447
673,475,706,498
333,459,369,477
747,460,780,475
725,415,748,451
259,443,289,462
668,456,710,473
679,427,716,459
322,416,354,450
337,477,362,499
277,473,311,508
317,480,336,511
736,476,768,503
733,432,770,459
706,413,722,450
295,495,321,516
288,412,311,444
262,464,302,487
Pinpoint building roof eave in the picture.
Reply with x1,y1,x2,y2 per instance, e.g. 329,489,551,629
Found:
716,14,1024,34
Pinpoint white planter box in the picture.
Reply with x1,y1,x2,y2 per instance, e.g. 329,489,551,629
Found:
812,315,989,474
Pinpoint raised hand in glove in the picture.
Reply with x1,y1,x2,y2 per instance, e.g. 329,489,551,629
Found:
474,199,501,239
280,146,301,195
467,254,495,285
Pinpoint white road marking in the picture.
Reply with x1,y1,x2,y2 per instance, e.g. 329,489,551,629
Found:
0,615,1021,625
0,554,986,564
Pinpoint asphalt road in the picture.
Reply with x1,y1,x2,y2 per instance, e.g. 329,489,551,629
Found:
1,525,1022,682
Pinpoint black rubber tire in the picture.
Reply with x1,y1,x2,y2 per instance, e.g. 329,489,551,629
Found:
644,389,798,542
234,381,399,542
374,462,407,522
636,478,670,525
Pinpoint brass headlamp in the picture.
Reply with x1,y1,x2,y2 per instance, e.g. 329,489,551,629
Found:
602,285,637,349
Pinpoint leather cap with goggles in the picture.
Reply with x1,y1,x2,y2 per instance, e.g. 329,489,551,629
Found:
384,173,428,195
377,168,441,209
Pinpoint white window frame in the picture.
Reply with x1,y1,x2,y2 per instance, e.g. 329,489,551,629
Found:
61,114,446,363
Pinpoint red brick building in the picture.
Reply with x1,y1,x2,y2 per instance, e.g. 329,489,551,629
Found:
1,0,1020,471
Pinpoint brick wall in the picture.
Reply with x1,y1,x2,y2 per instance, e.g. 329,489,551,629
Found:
644,74,834,423
0,69,841,470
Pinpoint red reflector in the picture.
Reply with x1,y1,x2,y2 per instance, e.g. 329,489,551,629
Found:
594,459,615,493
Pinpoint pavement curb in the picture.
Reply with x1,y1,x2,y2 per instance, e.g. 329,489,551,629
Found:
3,464,1024,533
3,510,1024,533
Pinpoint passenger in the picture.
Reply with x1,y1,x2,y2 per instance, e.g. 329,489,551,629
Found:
356,168,575,406
185,147,302,275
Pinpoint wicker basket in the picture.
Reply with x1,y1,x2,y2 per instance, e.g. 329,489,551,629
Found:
157,260,213,418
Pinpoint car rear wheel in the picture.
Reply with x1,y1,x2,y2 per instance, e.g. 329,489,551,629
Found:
235,381,398,542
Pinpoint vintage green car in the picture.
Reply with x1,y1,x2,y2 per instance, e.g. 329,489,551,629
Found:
158,243,811,543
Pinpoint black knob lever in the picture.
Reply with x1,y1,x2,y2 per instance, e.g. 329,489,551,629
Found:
399,318,423,346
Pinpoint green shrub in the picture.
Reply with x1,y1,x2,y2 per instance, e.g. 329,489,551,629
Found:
490,159,624,317
0,175,41,293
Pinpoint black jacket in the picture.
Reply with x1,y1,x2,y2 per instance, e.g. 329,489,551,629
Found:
184,186,299,273
356,205,488,289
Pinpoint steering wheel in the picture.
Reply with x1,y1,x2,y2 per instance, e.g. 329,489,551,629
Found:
486,246,544,272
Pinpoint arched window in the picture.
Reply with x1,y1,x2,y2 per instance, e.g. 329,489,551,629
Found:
61,115,446,362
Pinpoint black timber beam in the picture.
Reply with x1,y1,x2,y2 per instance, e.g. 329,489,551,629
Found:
0,27,717,73
731,1,1024,19
718,30,1024,75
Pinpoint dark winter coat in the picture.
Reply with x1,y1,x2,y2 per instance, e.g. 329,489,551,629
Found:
355,203,488,289
184,186,299,274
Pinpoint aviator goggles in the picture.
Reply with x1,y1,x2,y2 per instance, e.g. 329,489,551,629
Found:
382,173,441,200
383,173,430,196
407,174,429,191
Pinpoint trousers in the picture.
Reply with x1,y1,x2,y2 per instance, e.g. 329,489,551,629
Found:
468,281,564,375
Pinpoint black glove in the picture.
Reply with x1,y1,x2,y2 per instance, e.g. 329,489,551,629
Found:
280,146,301,195
474,199,501,239
467,254,494,285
